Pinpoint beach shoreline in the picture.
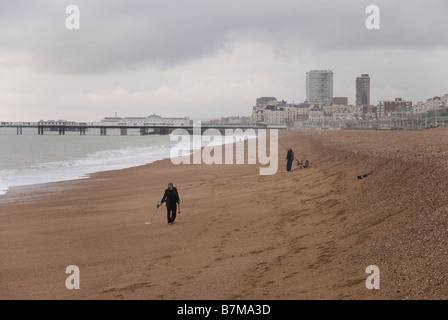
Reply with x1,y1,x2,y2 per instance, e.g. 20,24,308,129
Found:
0,130,258,199
2,129,448,300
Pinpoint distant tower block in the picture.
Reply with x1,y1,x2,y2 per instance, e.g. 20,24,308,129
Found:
306,70,334,106
356,74,371,113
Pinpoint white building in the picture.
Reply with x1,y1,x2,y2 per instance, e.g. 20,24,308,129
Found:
251,108,265,124
264,109,287,125
413,102,426,115
38,120,78,126
98,114,190,126
308,106,325,124
306,70,334,106
332,108,360,123
442,94,448,107
426,97,443,111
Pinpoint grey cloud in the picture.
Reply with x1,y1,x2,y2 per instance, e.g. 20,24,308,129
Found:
0,0,447,74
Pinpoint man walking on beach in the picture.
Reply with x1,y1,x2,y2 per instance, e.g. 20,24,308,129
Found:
158,183,180,225
286,148,294,172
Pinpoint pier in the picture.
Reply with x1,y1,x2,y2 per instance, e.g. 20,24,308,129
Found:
0,124,269,136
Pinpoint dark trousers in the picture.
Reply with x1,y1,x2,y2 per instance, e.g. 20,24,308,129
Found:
287,159,293,172
167,204,177,223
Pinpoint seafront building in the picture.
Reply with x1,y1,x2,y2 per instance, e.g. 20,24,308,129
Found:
97,114,190,126
38,120,79,126
332,97,348,106
308,106,325,124
443,95,448,107
356,74,371,113
377,98,413,120
412,102,427,115
425,97,444,111
250,93,366,128
256,97,277,107
264,109,287,125
306,70,334,106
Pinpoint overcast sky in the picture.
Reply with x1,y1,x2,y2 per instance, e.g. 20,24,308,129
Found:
0,0,447,121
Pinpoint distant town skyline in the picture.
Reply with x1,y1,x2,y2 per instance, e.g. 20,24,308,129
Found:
0,0,447,122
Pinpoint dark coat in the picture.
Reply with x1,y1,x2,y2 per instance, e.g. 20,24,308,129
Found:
161,187,180,208
287,149,295,161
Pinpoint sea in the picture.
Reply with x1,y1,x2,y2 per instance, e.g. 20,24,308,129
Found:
0,127,180,196
0,126,253,197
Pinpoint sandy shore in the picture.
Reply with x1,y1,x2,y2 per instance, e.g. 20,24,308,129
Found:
2,128,448,300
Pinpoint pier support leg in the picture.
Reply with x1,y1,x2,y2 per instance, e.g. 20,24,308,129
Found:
38,127,44,135
140,128,151,135
100,128,107,136
17,126,23,135
120,128,128,136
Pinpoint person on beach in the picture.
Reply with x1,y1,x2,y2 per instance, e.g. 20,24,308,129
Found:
158,183,180,225
286,148,294,172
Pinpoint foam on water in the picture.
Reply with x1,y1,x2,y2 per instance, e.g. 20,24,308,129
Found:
0,128,257,197
0,145,173,196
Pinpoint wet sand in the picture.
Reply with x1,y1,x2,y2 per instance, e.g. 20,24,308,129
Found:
2,129,448,300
